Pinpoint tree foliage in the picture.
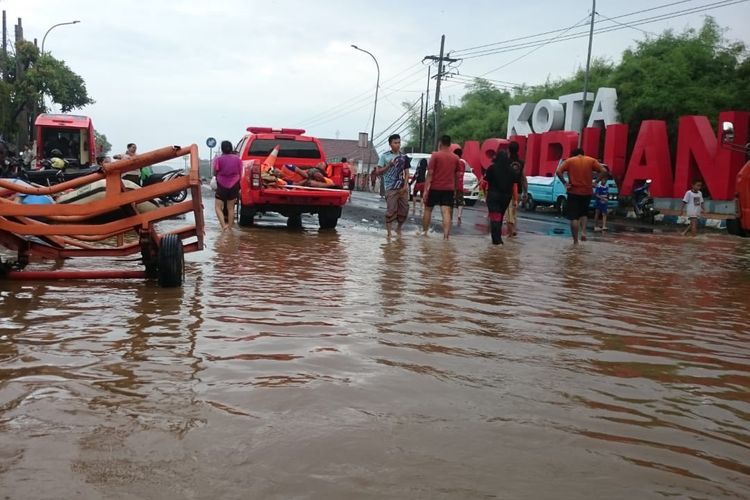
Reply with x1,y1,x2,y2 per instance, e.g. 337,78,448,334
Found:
0,40,93,143
405,18,747,152
94,130,112,156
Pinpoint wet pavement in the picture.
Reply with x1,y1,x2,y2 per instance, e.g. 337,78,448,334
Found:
1,189,749,499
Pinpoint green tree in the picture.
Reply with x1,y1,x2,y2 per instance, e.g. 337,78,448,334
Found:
406,18,746,151
94,130,112,156
0,40,93,143
611,17,747,146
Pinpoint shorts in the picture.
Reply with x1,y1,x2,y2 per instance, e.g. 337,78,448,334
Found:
215,182,240,201
595,202,608,214
566,194,591,220
385,189,409,224
413,182,425,197
506,200,517,224
426,189,454,207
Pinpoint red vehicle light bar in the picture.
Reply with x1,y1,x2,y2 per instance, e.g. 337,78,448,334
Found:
246,127,306,135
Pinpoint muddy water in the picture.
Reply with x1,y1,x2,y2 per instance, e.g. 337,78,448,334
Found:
1,212,749,499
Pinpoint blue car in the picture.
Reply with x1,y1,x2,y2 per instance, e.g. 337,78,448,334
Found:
525,169,619,215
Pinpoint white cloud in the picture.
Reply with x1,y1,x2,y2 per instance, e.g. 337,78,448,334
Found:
3,0,748,159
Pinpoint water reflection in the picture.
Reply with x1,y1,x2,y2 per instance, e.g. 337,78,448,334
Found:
0,224,749,499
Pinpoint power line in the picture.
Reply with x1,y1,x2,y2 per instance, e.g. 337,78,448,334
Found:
456,0,746,61
450,0,696,56
301,65,428,130
372,97,421,142
297,61,425,127
594,11,657,36
471,13,591,78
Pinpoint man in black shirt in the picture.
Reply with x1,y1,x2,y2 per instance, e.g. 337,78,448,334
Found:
484,149,527,245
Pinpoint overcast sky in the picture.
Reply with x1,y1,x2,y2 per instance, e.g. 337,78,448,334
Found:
3,0,748,159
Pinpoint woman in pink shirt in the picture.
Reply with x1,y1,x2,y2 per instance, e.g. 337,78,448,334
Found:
213,140,243,230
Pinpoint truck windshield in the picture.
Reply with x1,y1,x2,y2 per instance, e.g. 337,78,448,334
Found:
249,139,321,159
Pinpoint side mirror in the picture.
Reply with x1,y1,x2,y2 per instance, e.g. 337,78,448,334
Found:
722,121,735,144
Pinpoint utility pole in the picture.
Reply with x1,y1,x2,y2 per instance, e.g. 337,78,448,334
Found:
15,17,29,149
423,65,431,152
2,11,7,82
418,92,424,153
579,0,596,148
424,35,458,150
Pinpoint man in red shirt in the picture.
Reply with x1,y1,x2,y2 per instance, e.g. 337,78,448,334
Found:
556,148,606,244
423,135,460,239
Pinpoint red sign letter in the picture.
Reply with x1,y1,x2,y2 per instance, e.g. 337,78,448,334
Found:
539,131,578,177
622,120,673,197
603,123,629,187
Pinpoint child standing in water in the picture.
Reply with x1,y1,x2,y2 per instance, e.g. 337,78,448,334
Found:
593,169,610,232
681,180,704,236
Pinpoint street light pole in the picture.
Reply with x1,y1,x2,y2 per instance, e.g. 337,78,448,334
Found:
41,20,80,54
36,20,80,140
579,0,596,147
351,44,380,180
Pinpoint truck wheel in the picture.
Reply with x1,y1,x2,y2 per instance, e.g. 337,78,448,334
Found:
319,207,341,229
524,195,536,212
556,196,567,216
158,233,184,288
239,205,255,227
465,199,477,207
287,213,303,229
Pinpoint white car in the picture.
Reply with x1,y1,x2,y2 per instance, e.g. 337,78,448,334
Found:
408,153,479,206
461,160,480,206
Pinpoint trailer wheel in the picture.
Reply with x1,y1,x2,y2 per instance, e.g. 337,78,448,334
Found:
239,205,255,227
287,213,303,229
319,207,341,229
158,234,184,288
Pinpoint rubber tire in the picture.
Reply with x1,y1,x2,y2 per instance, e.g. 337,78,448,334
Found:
158,233,184,288
726,218,747,237
524,195,536,212
318,207,341,229
557,196,567,216
287,213,303,229
239,205,255,227
464,198,477,207
169,189,188,203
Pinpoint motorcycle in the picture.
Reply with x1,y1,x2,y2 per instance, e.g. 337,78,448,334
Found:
140,168,188,204
18,159,100,186
632,179,659,223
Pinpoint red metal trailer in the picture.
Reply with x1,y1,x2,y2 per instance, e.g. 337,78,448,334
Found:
0,145,204,287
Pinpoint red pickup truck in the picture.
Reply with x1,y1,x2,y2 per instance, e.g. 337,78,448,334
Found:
236,127,350,229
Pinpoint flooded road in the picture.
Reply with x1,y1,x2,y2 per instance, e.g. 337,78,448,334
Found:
2,202,750,499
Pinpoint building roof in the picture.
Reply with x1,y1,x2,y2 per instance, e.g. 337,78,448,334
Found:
318,138,379,165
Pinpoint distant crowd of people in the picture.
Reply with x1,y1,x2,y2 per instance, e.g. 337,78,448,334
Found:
372,132,530,244
372,133,708,245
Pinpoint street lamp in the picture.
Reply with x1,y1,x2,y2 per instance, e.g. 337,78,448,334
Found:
41,20,81,54
351,44,380,181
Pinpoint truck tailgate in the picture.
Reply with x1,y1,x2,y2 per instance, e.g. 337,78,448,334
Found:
255,187,349,206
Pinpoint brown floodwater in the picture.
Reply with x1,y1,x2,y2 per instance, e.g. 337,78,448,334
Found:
1,209,750,499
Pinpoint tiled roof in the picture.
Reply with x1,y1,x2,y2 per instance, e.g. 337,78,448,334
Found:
318,138,379,165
